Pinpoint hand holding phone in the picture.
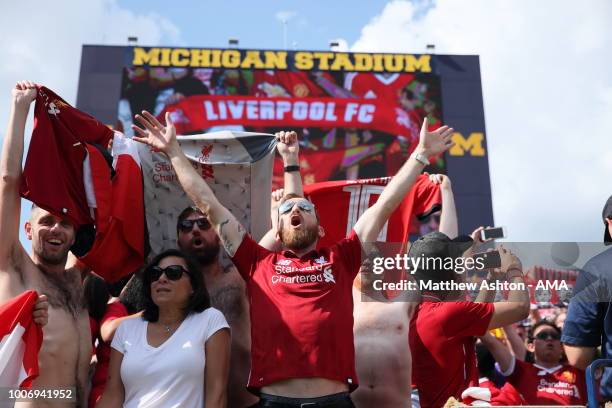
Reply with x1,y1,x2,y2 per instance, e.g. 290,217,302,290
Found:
480,227,506,241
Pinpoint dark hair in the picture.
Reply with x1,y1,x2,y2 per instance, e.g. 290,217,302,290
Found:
528,320,561,342
141,249,210,322
106,272,134,298
83,272,110,322
119,270,147,314
176,206,205,234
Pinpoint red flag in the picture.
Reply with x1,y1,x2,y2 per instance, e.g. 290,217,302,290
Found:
0,291,43,389
304,174,442,248
81,133,145,282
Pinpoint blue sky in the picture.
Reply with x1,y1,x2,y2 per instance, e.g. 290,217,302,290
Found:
1,0,611,254
114,0,392,50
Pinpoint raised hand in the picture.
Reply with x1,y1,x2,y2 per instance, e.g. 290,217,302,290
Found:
275,131,299,163
12,80,37,108
416,118,454,157
428,173,452,191
132,111,179,154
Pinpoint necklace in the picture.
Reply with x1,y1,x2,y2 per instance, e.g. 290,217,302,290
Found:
160,319,183,334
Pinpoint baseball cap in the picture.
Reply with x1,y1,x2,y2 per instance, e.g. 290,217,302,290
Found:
603,195,612,243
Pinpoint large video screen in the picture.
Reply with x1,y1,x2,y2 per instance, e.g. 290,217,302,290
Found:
77,46,493,236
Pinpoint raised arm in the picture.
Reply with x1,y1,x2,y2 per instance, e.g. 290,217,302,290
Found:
353,119,454,242
132,111,245,256
428,174,458,238
0,81,36,268
487,246,530,329
503,324,528,361
259,130,302,250
479,331,515,375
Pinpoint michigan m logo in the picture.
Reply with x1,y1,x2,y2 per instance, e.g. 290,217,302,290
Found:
449,132,486,156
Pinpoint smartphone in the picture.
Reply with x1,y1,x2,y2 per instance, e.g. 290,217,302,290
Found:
474,250,502,270
481,227,506,241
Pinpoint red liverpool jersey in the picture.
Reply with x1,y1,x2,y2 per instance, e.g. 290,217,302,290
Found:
303,175,442,248
506,359,587,405
231,231,363,393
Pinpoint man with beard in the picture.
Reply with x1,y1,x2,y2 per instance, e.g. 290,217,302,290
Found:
176,131,302,408
0,81,91,407
132,109,454,407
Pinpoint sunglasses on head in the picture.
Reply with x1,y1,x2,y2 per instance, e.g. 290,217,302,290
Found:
149,265,190,282
534,331,560,341
278,200,315,215
178,217,211,232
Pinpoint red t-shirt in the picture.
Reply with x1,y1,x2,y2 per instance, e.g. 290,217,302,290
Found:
506,359,587,405
231,231,363,393
89,301,128,407
304,175,441,249
410,301,494,408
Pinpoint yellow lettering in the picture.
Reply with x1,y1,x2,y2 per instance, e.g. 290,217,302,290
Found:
170,48,190,67
241,51,265,69
190,49,211,67
330,53,354,71
383,54,403,72
210,49,222,68
132,47,160,66
263,51,288,69
405,55,431,73
372,54,384,71
449,132,486,156
222,50,241,68
313,52,334,70
159,48,171,66
294,51,314,70
353,53,373,71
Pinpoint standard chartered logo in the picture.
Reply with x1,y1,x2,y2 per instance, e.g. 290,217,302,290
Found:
270,263,336,285
323,266,335,283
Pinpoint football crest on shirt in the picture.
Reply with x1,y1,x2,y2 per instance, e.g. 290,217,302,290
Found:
561,370,575,383
314,256,327,265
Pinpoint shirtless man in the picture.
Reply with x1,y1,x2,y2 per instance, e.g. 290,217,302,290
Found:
0,81,91,407
351,174,457,408
176,131,301,407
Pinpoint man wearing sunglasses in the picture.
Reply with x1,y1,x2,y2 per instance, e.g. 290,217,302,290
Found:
481,320,587,405
132,109,454,407
175,130,303,408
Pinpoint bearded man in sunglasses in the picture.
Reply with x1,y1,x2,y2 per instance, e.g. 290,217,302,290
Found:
132,110,454,407
480,320,587,405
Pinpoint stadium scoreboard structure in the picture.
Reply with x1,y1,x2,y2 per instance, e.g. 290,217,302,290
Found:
76,45,493,235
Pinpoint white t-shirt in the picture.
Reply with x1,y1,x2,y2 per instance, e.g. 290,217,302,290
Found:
111,308,229,408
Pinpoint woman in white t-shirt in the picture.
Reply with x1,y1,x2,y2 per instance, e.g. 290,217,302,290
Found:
97,249,230,408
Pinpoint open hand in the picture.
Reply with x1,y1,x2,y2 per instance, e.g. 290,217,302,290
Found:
416,118,454,157
132,111,178,154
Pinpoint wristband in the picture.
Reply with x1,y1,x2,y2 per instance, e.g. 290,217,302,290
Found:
506,268,523,280
284,165,300,172
411,152,430,166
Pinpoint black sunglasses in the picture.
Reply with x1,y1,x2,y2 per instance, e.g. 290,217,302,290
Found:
149,265,190,282
534,331,560,341
178,217,211,232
